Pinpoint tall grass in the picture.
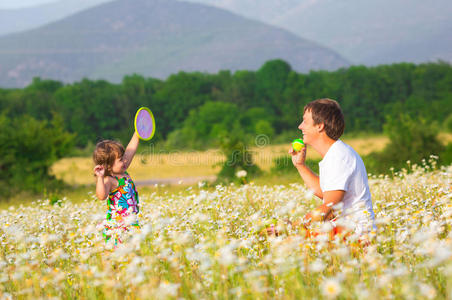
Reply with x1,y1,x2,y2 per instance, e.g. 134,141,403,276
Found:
51,136,392,185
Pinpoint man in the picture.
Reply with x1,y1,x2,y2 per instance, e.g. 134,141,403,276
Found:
290,98,376,236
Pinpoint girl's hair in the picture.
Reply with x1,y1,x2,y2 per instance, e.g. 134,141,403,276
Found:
93,140,125,176
303,98,345,140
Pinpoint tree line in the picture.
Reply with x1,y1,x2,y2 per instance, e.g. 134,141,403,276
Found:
1,60,451,149
1,60,452,196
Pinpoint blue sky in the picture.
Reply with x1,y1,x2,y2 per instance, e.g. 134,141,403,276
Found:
0,0,59,9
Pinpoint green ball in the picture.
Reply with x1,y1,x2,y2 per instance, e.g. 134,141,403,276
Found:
292,138,305,151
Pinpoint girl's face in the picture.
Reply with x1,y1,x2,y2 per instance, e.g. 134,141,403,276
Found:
111,155,126,175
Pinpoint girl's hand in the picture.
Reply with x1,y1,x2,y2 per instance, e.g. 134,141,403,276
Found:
93,165,105,177
289,146,306,168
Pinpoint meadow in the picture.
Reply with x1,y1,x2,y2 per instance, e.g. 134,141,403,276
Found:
51,135,390,186
1,157,451,299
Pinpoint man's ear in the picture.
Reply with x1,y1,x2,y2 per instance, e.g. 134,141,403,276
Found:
317,122,325,132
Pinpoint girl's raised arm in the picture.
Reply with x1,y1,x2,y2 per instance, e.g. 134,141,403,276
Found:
123,132,140,170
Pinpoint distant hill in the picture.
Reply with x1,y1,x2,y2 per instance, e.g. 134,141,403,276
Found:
0,0,109,36
3,0,450,68
0,0,348,88
186,0,452,65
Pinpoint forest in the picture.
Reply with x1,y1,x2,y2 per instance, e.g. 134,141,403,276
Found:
1,60,451,146
1,60,451,194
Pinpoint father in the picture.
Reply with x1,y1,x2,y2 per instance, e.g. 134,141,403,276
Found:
290,98,376,236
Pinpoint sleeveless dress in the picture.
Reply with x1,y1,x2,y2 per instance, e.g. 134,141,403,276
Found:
102,172,140,244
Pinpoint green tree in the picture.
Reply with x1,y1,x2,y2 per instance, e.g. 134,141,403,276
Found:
169,101,240,149
444,114,452,133
240,107,274,134
255,59,292,132
1,60,452,152
228,70,257,109
216,122,261,184
365,113,444,174
0,114,75,197
54,79,123,146
254,120,274,140
153,72,213,138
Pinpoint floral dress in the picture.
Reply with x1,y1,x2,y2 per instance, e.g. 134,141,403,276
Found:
103,172,140,244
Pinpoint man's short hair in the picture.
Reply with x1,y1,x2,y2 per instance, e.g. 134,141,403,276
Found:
303,98,345,140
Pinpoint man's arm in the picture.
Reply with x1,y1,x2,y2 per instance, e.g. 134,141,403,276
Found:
303,190,345,224
123,132,140,169
290,147,323,198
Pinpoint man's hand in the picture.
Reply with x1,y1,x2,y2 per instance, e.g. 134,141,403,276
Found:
303,190,345,227
93,165,105,177
289,146,306,168
289,145,322,198
303,211,314,228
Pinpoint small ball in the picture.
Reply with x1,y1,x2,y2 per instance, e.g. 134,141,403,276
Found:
292,138,305,151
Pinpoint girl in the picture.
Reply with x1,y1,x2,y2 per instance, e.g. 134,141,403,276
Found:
93,132,140,244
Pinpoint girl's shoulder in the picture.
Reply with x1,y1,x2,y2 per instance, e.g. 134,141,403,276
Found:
107,173,130,190
103,176,116,189
104,175,116,184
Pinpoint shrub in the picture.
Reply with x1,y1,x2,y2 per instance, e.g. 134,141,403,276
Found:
444,114,452,133
439,143,452,166
271,155,320,175
216,124,261,184
0,114,74,198
364,113,444,175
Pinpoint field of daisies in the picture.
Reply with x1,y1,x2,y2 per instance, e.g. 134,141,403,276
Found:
1,161,451,299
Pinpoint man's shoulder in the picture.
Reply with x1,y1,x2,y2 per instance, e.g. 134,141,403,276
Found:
326,140,358,163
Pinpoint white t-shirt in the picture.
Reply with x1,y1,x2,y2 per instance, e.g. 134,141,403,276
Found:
319,140,376,235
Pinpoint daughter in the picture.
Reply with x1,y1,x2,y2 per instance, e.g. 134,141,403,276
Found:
93,132,140,244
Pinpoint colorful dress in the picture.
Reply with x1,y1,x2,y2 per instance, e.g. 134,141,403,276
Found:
103,172,140,244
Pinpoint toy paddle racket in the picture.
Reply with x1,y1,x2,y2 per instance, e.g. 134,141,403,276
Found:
134,107,156,141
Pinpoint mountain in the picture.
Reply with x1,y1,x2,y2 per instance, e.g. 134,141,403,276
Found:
186,0,452,65
3,0,450,68
0,0,110,36
0,0,348,88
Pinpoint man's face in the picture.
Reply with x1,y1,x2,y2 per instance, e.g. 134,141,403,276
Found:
298,110,320,145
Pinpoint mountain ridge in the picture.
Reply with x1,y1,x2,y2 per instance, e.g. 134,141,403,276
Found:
0,0,349,88
185,0,452,65
0,0,109,36
2,0,450,66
